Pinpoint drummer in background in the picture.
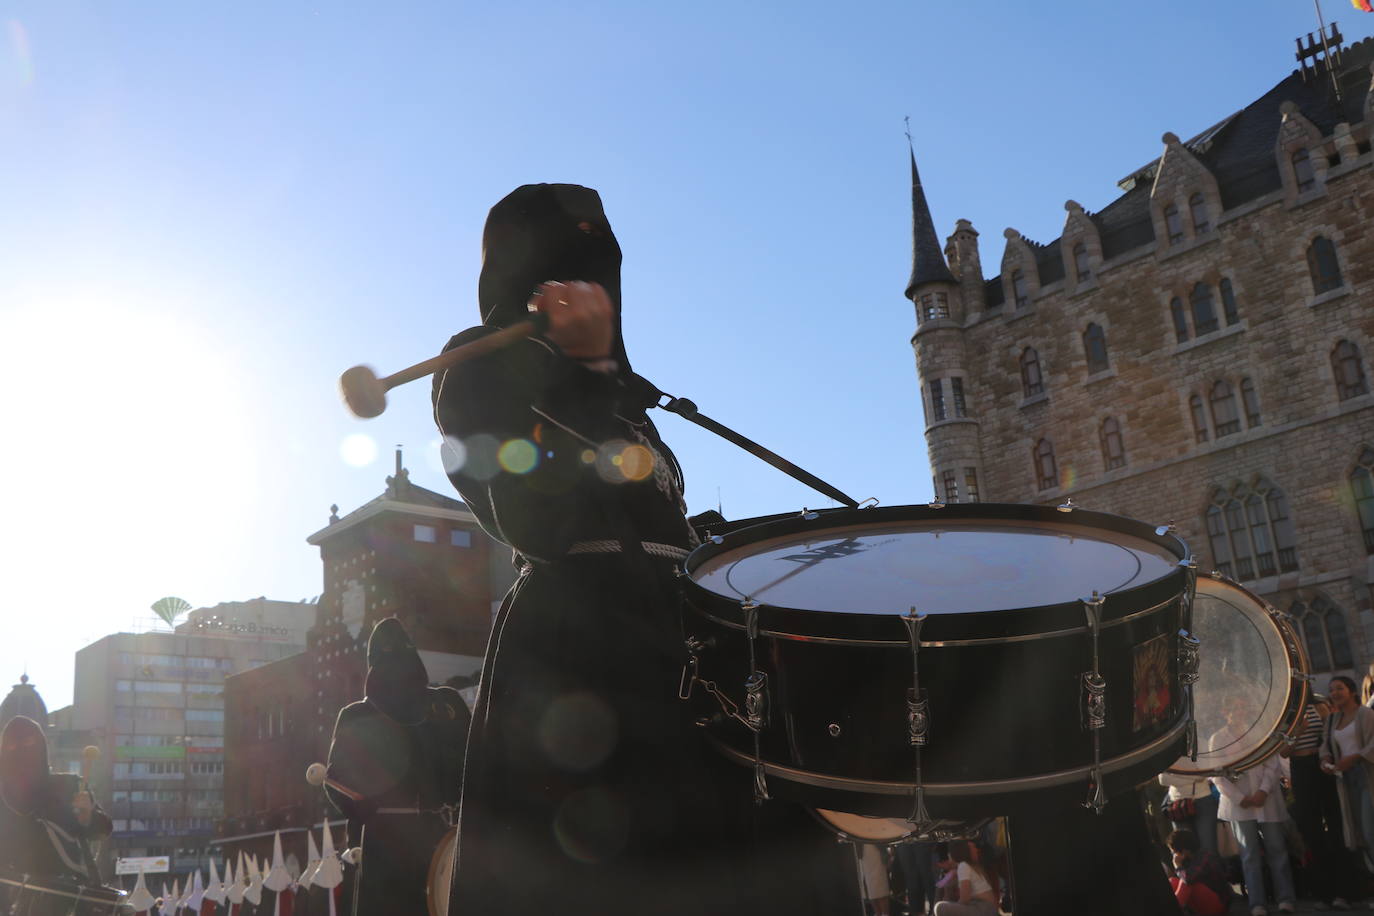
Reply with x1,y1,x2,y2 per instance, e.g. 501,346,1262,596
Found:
1320,676,1374,868
1211,698,1297,915
1158,770,1219,855
1281,694,1358,909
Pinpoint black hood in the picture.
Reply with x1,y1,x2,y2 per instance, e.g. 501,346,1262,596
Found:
364,618,429,723
0,715,48,816
478,183,630,370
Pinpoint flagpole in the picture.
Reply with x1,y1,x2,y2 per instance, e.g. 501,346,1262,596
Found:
1312,0,1344,101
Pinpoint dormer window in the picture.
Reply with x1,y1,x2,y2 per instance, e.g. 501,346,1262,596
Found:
1072,242,1091,283
1292,148,1316,194
920,292,950,322
1189,193,1210,235
1164,204,1184,244
1011,270,1029,310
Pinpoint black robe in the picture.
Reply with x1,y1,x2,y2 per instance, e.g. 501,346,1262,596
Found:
326,686,467,916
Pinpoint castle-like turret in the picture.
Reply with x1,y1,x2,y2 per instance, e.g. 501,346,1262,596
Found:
906,146,985,503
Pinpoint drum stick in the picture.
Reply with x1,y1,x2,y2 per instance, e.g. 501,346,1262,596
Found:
305,762,364,802
80,746,100,790
340,314,549,419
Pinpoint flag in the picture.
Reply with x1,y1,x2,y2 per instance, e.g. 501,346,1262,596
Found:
1354,0,1373,12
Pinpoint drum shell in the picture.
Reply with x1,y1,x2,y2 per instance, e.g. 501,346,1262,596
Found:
0,874,126,915
682,503,1193,820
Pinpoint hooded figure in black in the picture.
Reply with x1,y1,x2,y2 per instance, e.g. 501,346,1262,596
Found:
431,185,860,916
325,617,469,916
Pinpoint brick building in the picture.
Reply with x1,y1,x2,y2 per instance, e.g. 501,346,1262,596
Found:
907,35,1374,679
217,454,513,867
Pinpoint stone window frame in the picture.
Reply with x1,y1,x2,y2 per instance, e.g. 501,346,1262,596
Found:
1188,192,1211,235
1190,282,1220,336
963,467,981,503
1099,417,1126,471
949,376,968,418
1163,203,1185,245
1166,272,1245,348
1189,394,1210,444
1275,102,1329,205
1349,446,1374,554
1011,269,1030,311
1203,478,1300,582
927,377,947,422
1240,377,1262,428
1072,241,1092,285
1082,322,1110,376
1208,380,1241,437
1289,593,1354,673
1308,236,1345,296
1032,438,1058,491
1019,347,1045,398
1291,147,1317,194
941,468,959,503
1331,339,1370,402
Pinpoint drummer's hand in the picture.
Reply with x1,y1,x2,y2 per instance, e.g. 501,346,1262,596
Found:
71,791,94,826
529,281,614,362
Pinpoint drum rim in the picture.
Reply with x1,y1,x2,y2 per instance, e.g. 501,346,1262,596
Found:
683,502,1192,643
0,872,127,902
705,715,1188,797
1166,571,1311,777
809,807,992,844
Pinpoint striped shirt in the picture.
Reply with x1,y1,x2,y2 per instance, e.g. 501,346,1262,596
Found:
1291,705,1323,753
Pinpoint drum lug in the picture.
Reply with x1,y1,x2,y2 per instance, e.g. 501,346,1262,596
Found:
1155,520,1177,536
799,508,820,520
744,671,769,731
906,689,931,746
1081,672,1107,731
1057,497,1078,513
1291,668,1314,683
1178,630,1202,685
926,499,946,509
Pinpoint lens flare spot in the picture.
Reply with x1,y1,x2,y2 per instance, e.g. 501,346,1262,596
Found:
340,434,378,467
8,21,34,87
460,434,501,481
617,444,654,482
581,449,596,464
498,439,539,474
538,692,618,772
1060,464,1077,491
432,435,467,475
552,787,629,864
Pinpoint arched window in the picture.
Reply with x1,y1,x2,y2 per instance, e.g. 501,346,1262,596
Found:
1011,269,1029,310
1331,340,1369,401
1189,192,1210,235
1164,204,1184,244
1083,323,1109,375
1100,418,1126,470
1240,377,1261,427
1020,348,1044,398
1219,278,1240,326
1291,596,1354,673
1308,237,1343,293
1204,480,1300,581
1189,395,1209,443
1292,147,1316,194
1032,439,1057,491
1209,381,1240,437
1170,298,1189,344
1073,242,1092,283
1190,283,1218,336
1351,447,1374,553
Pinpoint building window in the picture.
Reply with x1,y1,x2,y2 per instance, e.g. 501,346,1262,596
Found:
413,524,437,543
1083,323,1110,375
1219,278,1240,326
1204,480,1300,581
1308,237,1343,294
1351,447,1374,553
963,468,980,503
1189,395,1209,443
1291,595,1353,673
1240,378,1262,427
1020,348,1044,398
1332,339,1369,401
942,470,959,503
1292,147,1316,194
928,378,946,422
1032,439,1057,491
1190,283,1218,336
920,292,950,322
1164,203,1184,244
1100,418,1126,470
1073,242,1091,283
1170,298,1190,344
1011,269,1029,310
1189,192,1210,235
950,377,967,418
1209,381,1241,437
451,529,472,548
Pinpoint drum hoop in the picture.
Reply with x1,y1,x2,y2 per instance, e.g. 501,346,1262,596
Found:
426,825,457,916
809,808,992,845
0,874,125,903
689,593,1180,648
1166,572,1311,777
706,716,1187,797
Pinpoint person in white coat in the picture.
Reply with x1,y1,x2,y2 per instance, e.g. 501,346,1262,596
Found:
1212,745,1296,915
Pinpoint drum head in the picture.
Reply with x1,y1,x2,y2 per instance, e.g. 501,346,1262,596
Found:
1168,575,1308,775
692,514,1180,617
811,808,988,844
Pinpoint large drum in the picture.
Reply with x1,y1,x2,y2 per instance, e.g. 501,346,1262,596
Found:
0,873,127,915
1167,572,1309,777
679,502,1196,823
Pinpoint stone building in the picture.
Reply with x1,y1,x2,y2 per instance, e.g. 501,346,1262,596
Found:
907,35,1374,679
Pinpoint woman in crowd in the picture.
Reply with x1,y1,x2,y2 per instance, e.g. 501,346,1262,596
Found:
932,840,998,916
1282,694,1358,908
1321,676,1374,867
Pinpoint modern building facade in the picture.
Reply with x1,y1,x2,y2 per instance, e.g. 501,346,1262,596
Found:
71,598,313,885
907,35,1374,678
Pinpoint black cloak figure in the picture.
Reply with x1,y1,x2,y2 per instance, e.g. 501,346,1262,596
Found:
432,184,856,916
325,618,469,916
0,715,112,896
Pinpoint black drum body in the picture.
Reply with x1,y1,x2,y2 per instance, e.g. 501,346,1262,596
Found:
0,873,127,915
681,503,1195,822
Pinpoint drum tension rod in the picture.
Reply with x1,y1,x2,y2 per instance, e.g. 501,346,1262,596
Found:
902,608,933,831
741,598,770,804
1178,559,1200,762
1080,592,1108,814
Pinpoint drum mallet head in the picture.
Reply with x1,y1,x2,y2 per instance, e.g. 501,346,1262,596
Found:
305,763,328,787
81,746,100,763
339,366,388,420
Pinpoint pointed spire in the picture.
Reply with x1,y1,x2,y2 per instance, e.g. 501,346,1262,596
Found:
904,139,955,298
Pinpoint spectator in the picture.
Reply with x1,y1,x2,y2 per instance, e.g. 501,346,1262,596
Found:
932,840,998,916
1167,827,1234,915
1160,772,1220,854
1321,676,1374,865
1282,696,1357,908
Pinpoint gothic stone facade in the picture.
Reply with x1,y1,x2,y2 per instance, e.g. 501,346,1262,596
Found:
910,47,1374,679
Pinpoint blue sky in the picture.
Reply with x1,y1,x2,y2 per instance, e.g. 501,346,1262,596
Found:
3,1,1371,708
